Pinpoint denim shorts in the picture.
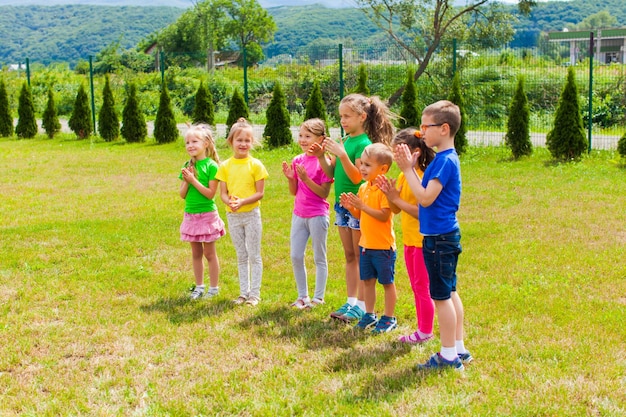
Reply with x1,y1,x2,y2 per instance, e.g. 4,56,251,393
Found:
422,230,462,300
359,247,396,285
334,202,360,230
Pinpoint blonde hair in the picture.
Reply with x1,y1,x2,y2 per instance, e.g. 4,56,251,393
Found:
300,118,326,138
422,100,461,137
362,142,393,168
184,123,220,175
226,117,261,148
340,93,396,145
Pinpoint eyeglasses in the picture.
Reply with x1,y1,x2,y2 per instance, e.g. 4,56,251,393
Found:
420,123,445,131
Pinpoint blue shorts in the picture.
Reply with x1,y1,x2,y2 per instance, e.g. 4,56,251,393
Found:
359,247,396,285
334,202,360,230
423,230,462,300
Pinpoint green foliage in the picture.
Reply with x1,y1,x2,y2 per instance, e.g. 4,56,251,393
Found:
304,80,327,126
354,63,370,96
121,83,147,143
617,131,626,158
0,79,12,137
192,81,215,125
68,84,93,139
399,68,419,129
154,81,179,144
98,75,119,142
546,67,587,160
505,77,532,159
42,88,61,139
226,88,249,133
15,83,37,139
448,72,468,155
263,82,291,148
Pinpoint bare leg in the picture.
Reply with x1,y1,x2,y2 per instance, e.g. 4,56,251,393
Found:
190,242,204,286
203,241,219,288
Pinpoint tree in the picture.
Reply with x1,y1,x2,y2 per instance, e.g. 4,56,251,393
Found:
154,81,179,144
399,68,419,129
192,0,229,71
304,80,327,125
192,81,215,125
546,67,587,161
121,83,147,143
226,88,249,134
618,131,626,159
573,11,618,30
68,84,93,139
263,82,292,148
42,88,61,139
15,82,38,139
448,72,468,155
98,75,119,142
0,79,13,137
354,63,370,96
223,0,276,67
354,0,536,104
505,77,532,159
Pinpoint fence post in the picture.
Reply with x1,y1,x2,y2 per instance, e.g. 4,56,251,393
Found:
26,58,31,86
243,47,249,106
339,43,344,136
587,31,593,152
89,55,96,133
160,51,165,84
452,38,457,75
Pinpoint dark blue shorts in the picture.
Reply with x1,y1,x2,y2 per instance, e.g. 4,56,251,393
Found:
423,230,462,300
359,247,396,285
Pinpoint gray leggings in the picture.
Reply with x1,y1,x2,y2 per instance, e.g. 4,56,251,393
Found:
226,208,263,299
290,214,329,300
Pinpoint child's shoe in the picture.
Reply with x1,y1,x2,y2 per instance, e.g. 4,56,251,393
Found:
330,302,352,320
290,296,311,309
372,315,397,334
398,331,433,344
417,353,464,371
458,351,474,364
309,298,324,308
246,296,260,306
355,313,378,330
233,295,248,305
338,304,364,323
205,287,219,298
189,285,204,300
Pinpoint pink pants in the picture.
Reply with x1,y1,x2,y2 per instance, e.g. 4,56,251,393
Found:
404,245,435,334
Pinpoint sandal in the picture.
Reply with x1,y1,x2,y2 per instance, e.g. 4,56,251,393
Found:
309,298,325,307
398,331,433,345
233,296,248,305
290,296,311,309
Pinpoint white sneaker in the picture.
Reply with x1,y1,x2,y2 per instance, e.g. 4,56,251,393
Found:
205,288,219,298
189,286,204,300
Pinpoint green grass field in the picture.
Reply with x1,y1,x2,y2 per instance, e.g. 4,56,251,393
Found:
1,134,625,416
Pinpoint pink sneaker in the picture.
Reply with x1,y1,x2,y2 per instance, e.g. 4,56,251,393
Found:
398,331,433,345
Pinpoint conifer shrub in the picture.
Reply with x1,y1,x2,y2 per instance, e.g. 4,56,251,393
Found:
154,81,179,144
448,72,468,155
98,75,119,142
304,80,327,126
226,88,249,135
15,82,38,139
354,63,370,96
121,83,147,143
399,68,419,129
505,77,532,159
42,88,61,139
68,84,92,139
192,81,215,125
546,67,587,160
264,82,292,148
617,131,626,158
0,79,13,137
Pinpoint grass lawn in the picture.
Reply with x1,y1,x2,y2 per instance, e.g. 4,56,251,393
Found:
1,134,625,416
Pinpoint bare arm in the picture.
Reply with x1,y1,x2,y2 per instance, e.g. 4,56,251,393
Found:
340,192,391,223
376,175,419,219
394,144,442,207
181,167,218,200
295,164,331,199
282,161,297,196
323,138,362,185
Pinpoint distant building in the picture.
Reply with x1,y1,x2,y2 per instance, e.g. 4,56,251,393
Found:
548,28,626,65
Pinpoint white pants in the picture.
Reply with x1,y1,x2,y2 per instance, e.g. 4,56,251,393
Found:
226,208,263,298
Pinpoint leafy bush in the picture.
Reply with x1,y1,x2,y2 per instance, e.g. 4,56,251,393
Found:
354,63,370,95
618,132,626,158
263,82,292,148
192,81,215,125
0,79,13,137
448,72,468,155
304,80,327,126
98,75,119,142
154,81,179,144
505,77,532,159
42,88,61,139
15,82,38,139
226,88,249,134
399,68,419,129
121,83,147,143
68,84,93,139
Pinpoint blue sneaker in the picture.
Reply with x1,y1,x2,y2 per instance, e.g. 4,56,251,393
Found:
355,313,378,330
338,304,364,323
417,353,464,371
372,315,397,334
458,351,473,364
330,303,352,320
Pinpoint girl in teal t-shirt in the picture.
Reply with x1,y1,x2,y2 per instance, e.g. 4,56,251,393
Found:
179,124,225,300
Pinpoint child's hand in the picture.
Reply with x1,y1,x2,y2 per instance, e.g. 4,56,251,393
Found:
323,137,346,158
229,195,243,212
307,142,325,157
282,161,295,179
295,164,309,182
394,143,418,172
181,167,195,183
376,175,400,200
340,192,362,210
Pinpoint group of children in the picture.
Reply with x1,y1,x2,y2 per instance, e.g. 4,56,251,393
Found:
178,95,472,370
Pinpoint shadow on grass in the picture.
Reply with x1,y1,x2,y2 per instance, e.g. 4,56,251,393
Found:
140,296,235,324
347,366,430,401
327,340,412,372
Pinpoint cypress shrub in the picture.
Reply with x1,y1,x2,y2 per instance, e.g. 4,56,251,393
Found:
505,77,532,159
263,82,292,148
399,68,419,129
98,75,119,142
192,81,215,125
42,87,61,139
68,84,92,139
617,131,626,158
0,79,13,137
121,83,147,143
354,63,370,95
304,80,327,125
546,67,587,160
154,81,179,144
226,88,249,134
448,72,468,155
15,82,37,139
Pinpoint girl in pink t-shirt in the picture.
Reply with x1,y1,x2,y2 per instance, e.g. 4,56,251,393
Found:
281,119,333,309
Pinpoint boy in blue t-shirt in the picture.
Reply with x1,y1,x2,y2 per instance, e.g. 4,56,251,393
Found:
394,100,472,371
